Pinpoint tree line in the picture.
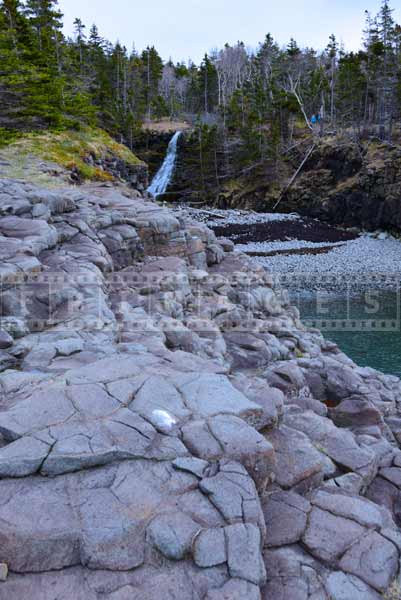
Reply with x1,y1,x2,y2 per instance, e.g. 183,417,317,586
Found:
0,0,400,158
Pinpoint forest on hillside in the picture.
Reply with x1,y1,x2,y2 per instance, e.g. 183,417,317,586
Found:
1,0,401,177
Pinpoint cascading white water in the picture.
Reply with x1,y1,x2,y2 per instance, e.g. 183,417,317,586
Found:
147,131,181,198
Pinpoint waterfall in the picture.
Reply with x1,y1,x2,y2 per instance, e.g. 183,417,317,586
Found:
147,131,181,198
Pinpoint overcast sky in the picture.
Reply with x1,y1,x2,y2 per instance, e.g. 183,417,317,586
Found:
59,0,401,64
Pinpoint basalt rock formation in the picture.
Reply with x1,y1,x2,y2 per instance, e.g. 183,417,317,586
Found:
0,177,400,598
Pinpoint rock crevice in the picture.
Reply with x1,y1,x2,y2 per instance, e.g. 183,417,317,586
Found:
0,178,400,598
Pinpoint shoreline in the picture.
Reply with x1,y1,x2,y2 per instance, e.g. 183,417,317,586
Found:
181,206,401,293
2,179,401,597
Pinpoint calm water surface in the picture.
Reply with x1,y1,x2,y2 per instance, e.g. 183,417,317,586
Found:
293,290,401,377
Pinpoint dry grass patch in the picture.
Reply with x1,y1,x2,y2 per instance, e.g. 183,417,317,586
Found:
0,127,144,183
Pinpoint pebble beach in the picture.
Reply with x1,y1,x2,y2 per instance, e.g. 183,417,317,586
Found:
184,207,401,292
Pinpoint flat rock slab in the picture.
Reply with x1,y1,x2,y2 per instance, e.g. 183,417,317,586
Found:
284,411,377,483
0,562,228,600
262,544,383,600
205,579,261,600
262,491,311,547
310,489,383,529
199,461,265,530
265,425,324,490
324,571,383,600
0,460,199,572
302,506,366,563
339,531,399,592
225,523,266,586
183,415,275,491
172,373,269,425
147,512,200,560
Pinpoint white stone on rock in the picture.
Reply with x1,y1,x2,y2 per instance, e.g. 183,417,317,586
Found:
151,409,177,429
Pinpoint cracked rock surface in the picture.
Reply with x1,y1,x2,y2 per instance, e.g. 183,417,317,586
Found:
0,178,401,597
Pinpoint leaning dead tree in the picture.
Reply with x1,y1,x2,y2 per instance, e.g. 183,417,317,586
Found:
273,143,316,210
286,74,313,131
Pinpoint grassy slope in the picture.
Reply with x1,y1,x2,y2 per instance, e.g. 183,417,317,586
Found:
0,127,145,186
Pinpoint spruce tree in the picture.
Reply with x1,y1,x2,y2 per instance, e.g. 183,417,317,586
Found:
198,54,218,114
326,34,338,125
24,0,63,63
73,17,86,71
141,46,163,119
378,0,396,138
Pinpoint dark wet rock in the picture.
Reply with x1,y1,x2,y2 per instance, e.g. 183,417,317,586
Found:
282,141,401,233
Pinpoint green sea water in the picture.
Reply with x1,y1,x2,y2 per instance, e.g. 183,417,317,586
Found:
293,289,401,377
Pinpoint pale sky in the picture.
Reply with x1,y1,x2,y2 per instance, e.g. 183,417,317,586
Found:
59,0,401,64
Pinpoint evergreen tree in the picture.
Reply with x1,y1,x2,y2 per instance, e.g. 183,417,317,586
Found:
141,46,163,119
378,0,397,138
198,54,218,114
0,0,400,161
24,0,63,64
287,38,301,58
73,17,86,71
1,0,62,127
326,34,338,125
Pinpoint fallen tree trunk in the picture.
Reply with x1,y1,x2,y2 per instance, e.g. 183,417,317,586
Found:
273,143,316,210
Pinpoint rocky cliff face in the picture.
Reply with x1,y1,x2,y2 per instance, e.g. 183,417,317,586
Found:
133,130,176,180
0,178,400,598
79,155,148,191
172,135,401,235
281,140,401,231
210,139,401,233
